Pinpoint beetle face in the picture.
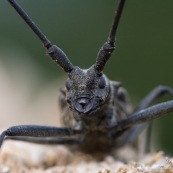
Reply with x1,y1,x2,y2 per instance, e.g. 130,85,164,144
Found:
65,66,110,114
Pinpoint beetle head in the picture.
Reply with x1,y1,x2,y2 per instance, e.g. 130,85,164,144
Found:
65,65,110,114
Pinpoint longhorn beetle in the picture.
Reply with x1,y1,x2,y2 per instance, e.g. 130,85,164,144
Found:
0,0,173,154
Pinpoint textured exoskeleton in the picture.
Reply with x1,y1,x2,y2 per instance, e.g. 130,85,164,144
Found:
0,0,173,156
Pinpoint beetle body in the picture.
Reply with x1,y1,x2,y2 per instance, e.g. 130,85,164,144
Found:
1,0,173,158
60,66,132,152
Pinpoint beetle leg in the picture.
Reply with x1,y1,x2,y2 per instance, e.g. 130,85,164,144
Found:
5,136,82,145
119,86,173,145
0,125,85,148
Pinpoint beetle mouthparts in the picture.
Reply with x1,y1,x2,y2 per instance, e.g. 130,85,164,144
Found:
74,98,93,113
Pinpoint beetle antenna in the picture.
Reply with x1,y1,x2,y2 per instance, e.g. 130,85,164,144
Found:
95,0,126,72
7,0,74,73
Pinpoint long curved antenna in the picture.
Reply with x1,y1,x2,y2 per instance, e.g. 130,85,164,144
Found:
7,0,74,73
95,0,126,72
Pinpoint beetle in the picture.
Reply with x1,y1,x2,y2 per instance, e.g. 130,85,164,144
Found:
0,0,173,155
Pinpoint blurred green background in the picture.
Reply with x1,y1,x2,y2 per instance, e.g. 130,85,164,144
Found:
0,0,173,154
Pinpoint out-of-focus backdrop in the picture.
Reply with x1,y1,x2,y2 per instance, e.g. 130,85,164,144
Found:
0,1,173,154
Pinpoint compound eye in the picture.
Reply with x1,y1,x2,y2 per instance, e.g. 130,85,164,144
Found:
65,79,71,90
98,76,106,89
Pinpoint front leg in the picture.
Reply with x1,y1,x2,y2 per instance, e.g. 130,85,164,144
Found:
113,100,173,132
119,85,173,146
5,136,82,145
0,125,85,148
